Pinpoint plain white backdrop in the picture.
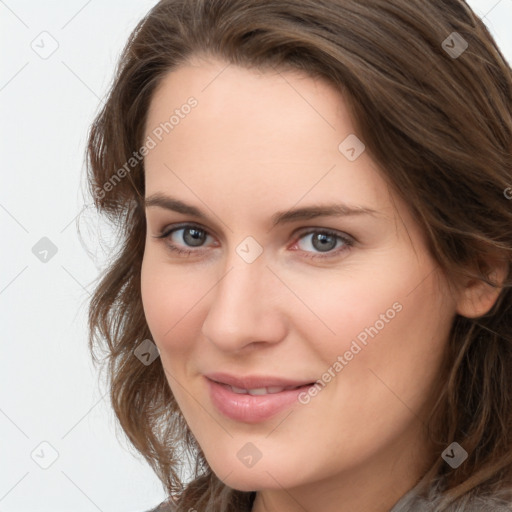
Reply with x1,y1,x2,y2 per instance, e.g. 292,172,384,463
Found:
1,1,511,510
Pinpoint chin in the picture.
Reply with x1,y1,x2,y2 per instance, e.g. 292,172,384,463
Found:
208,459,301,492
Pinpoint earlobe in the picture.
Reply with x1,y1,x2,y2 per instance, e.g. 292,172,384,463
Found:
455,259,509,319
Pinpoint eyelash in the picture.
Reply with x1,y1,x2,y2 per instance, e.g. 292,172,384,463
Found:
153,222,355,260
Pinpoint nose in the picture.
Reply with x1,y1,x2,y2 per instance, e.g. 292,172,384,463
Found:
200,251,287,353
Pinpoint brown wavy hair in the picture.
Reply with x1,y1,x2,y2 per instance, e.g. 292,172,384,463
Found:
86,0,512,510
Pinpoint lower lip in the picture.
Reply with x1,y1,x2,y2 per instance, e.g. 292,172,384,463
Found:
206,378,313,423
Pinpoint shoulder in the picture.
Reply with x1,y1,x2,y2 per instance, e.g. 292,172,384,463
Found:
390,481,512,512
144,496,178,512
143,475,254,512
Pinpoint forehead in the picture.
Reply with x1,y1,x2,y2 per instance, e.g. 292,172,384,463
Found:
142,58,395,223
145,58,348,149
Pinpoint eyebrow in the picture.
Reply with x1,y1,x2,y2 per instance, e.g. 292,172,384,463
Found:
144,193,381,228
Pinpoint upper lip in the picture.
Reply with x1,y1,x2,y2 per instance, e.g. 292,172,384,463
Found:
205,372,315,389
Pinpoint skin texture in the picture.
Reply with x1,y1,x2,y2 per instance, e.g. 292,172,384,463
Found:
140,57,502,512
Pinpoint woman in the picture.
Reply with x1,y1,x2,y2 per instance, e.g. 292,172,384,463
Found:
86,0,512,510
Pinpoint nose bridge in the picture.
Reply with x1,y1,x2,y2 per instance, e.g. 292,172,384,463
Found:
201,245,286,350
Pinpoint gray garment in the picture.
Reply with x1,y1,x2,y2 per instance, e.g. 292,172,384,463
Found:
146,484,512,511
388,480,512,511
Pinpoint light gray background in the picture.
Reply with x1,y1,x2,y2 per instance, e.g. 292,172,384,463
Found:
1,1,511,511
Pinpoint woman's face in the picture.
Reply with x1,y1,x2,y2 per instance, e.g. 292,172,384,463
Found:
140,57,458,504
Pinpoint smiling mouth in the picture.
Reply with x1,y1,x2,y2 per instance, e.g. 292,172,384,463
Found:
206,377,317,423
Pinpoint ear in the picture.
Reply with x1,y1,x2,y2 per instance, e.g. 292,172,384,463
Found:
455,255,509,319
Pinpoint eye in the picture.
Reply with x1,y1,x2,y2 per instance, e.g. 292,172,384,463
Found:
291,229,354,259
152,223,354,260
153,223,215,256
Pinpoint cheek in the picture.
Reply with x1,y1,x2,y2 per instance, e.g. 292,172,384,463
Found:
291,253,451,375
287,266,407,355
307,263,451,425
140,252,200,352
